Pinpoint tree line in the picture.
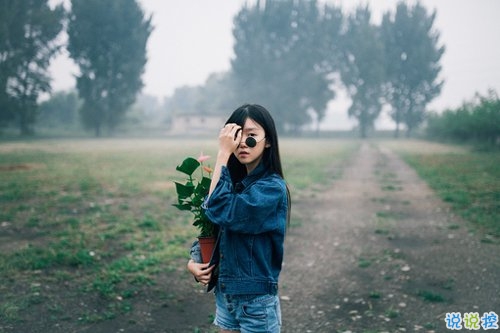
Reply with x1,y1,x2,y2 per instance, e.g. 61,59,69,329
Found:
1,0,444,137
167,0,445,137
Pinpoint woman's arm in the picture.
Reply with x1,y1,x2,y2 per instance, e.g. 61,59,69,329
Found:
208,123,241,198
205,173,287,234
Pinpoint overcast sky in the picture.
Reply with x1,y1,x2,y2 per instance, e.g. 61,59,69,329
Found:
49,0,500,129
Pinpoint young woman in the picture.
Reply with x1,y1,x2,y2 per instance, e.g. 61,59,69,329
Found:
187,104,290,333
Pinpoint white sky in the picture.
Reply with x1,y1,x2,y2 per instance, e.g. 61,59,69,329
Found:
49,0,500,130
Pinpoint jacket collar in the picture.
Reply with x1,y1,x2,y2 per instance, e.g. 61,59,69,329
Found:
241,161,267,188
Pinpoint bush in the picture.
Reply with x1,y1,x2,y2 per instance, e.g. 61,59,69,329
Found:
425,90,500,149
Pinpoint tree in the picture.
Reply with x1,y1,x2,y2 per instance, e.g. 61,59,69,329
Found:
37,90,81,129
341,6,385,138
0,0,64,135
381,1,445,137
163,72,237,121
193,72,239,117
231,0,335,134
67,0,152,136
316,3,344,132
291,2,342,134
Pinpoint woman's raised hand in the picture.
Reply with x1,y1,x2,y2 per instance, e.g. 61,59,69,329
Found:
219,123,242,154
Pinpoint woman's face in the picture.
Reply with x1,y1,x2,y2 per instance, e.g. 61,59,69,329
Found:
235,117,269,173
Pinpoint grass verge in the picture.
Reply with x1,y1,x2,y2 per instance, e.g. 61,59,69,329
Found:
384,140,499,238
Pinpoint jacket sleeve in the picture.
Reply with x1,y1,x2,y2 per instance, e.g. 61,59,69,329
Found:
189,240,202,263
203,167,287,235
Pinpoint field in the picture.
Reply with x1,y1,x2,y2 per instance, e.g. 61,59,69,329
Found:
0,138,498,332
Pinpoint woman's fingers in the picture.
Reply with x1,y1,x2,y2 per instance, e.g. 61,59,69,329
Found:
219,123,242,153
188,261,215,285
197,264,215,285
222,123,241,138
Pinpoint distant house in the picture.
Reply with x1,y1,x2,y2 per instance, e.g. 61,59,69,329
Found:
169,114,225,136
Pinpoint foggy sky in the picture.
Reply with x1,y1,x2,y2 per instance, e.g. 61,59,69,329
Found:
49,0,500,129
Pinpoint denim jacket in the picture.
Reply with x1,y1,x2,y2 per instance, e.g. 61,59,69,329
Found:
201,162,288,295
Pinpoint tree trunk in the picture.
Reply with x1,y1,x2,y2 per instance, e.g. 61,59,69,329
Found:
360,123,367,138
394,121,400,138
18,109,34,136
406,125,412,138
393,110,400,138
20,121,33,136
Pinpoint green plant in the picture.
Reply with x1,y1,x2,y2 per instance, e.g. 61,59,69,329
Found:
417,289,445,302
173,154,215,237
358,257,372,268
385,307,400,318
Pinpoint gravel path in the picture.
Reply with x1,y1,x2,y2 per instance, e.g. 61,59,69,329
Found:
280,142,499,332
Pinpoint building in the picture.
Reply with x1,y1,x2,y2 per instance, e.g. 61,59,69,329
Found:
169,114,225,136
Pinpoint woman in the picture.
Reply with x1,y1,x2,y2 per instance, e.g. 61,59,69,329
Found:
187,104,290,332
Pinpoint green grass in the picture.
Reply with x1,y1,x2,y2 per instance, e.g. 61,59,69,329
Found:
417,289,445,303
401,151,500,237
282,138,358,191
0,138,357,326
358,257,372,268
379,139,499,238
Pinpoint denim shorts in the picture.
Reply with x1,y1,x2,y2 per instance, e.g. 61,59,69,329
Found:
214,290,282,332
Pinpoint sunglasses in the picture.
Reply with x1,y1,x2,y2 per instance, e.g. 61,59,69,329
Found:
244,136,265,148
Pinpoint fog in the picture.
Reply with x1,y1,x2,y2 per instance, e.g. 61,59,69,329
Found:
49,0,500,129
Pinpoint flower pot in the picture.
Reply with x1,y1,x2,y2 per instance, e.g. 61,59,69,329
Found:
198,236,216,263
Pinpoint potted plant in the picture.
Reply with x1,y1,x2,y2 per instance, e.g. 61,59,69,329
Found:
173,153,216,263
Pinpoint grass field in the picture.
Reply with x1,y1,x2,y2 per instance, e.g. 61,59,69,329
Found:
0,138,498,326
0,138,357,325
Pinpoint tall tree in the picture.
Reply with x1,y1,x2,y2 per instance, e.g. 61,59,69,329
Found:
294,2,342,134
341,6,385,138
381,1,445,137
231,0,334,134
316,3,344,132
67,0,152,136
0,0,64,135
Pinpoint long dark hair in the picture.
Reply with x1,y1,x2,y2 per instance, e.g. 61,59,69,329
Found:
225,104,291,226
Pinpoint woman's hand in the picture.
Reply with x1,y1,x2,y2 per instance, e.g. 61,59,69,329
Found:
187,259,215,286
207,123,242,198
218,123,242,155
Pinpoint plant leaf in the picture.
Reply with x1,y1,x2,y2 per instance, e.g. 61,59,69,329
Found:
176,157,200,176
173,203,192,211
175,182,194,198
200,176,211,188
193,176,210,196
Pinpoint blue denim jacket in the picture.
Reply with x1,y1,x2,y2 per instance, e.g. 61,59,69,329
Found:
202,162,288,295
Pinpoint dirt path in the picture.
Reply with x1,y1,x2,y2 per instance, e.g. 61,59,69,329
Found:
279,142,499,332
70,142,498,333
